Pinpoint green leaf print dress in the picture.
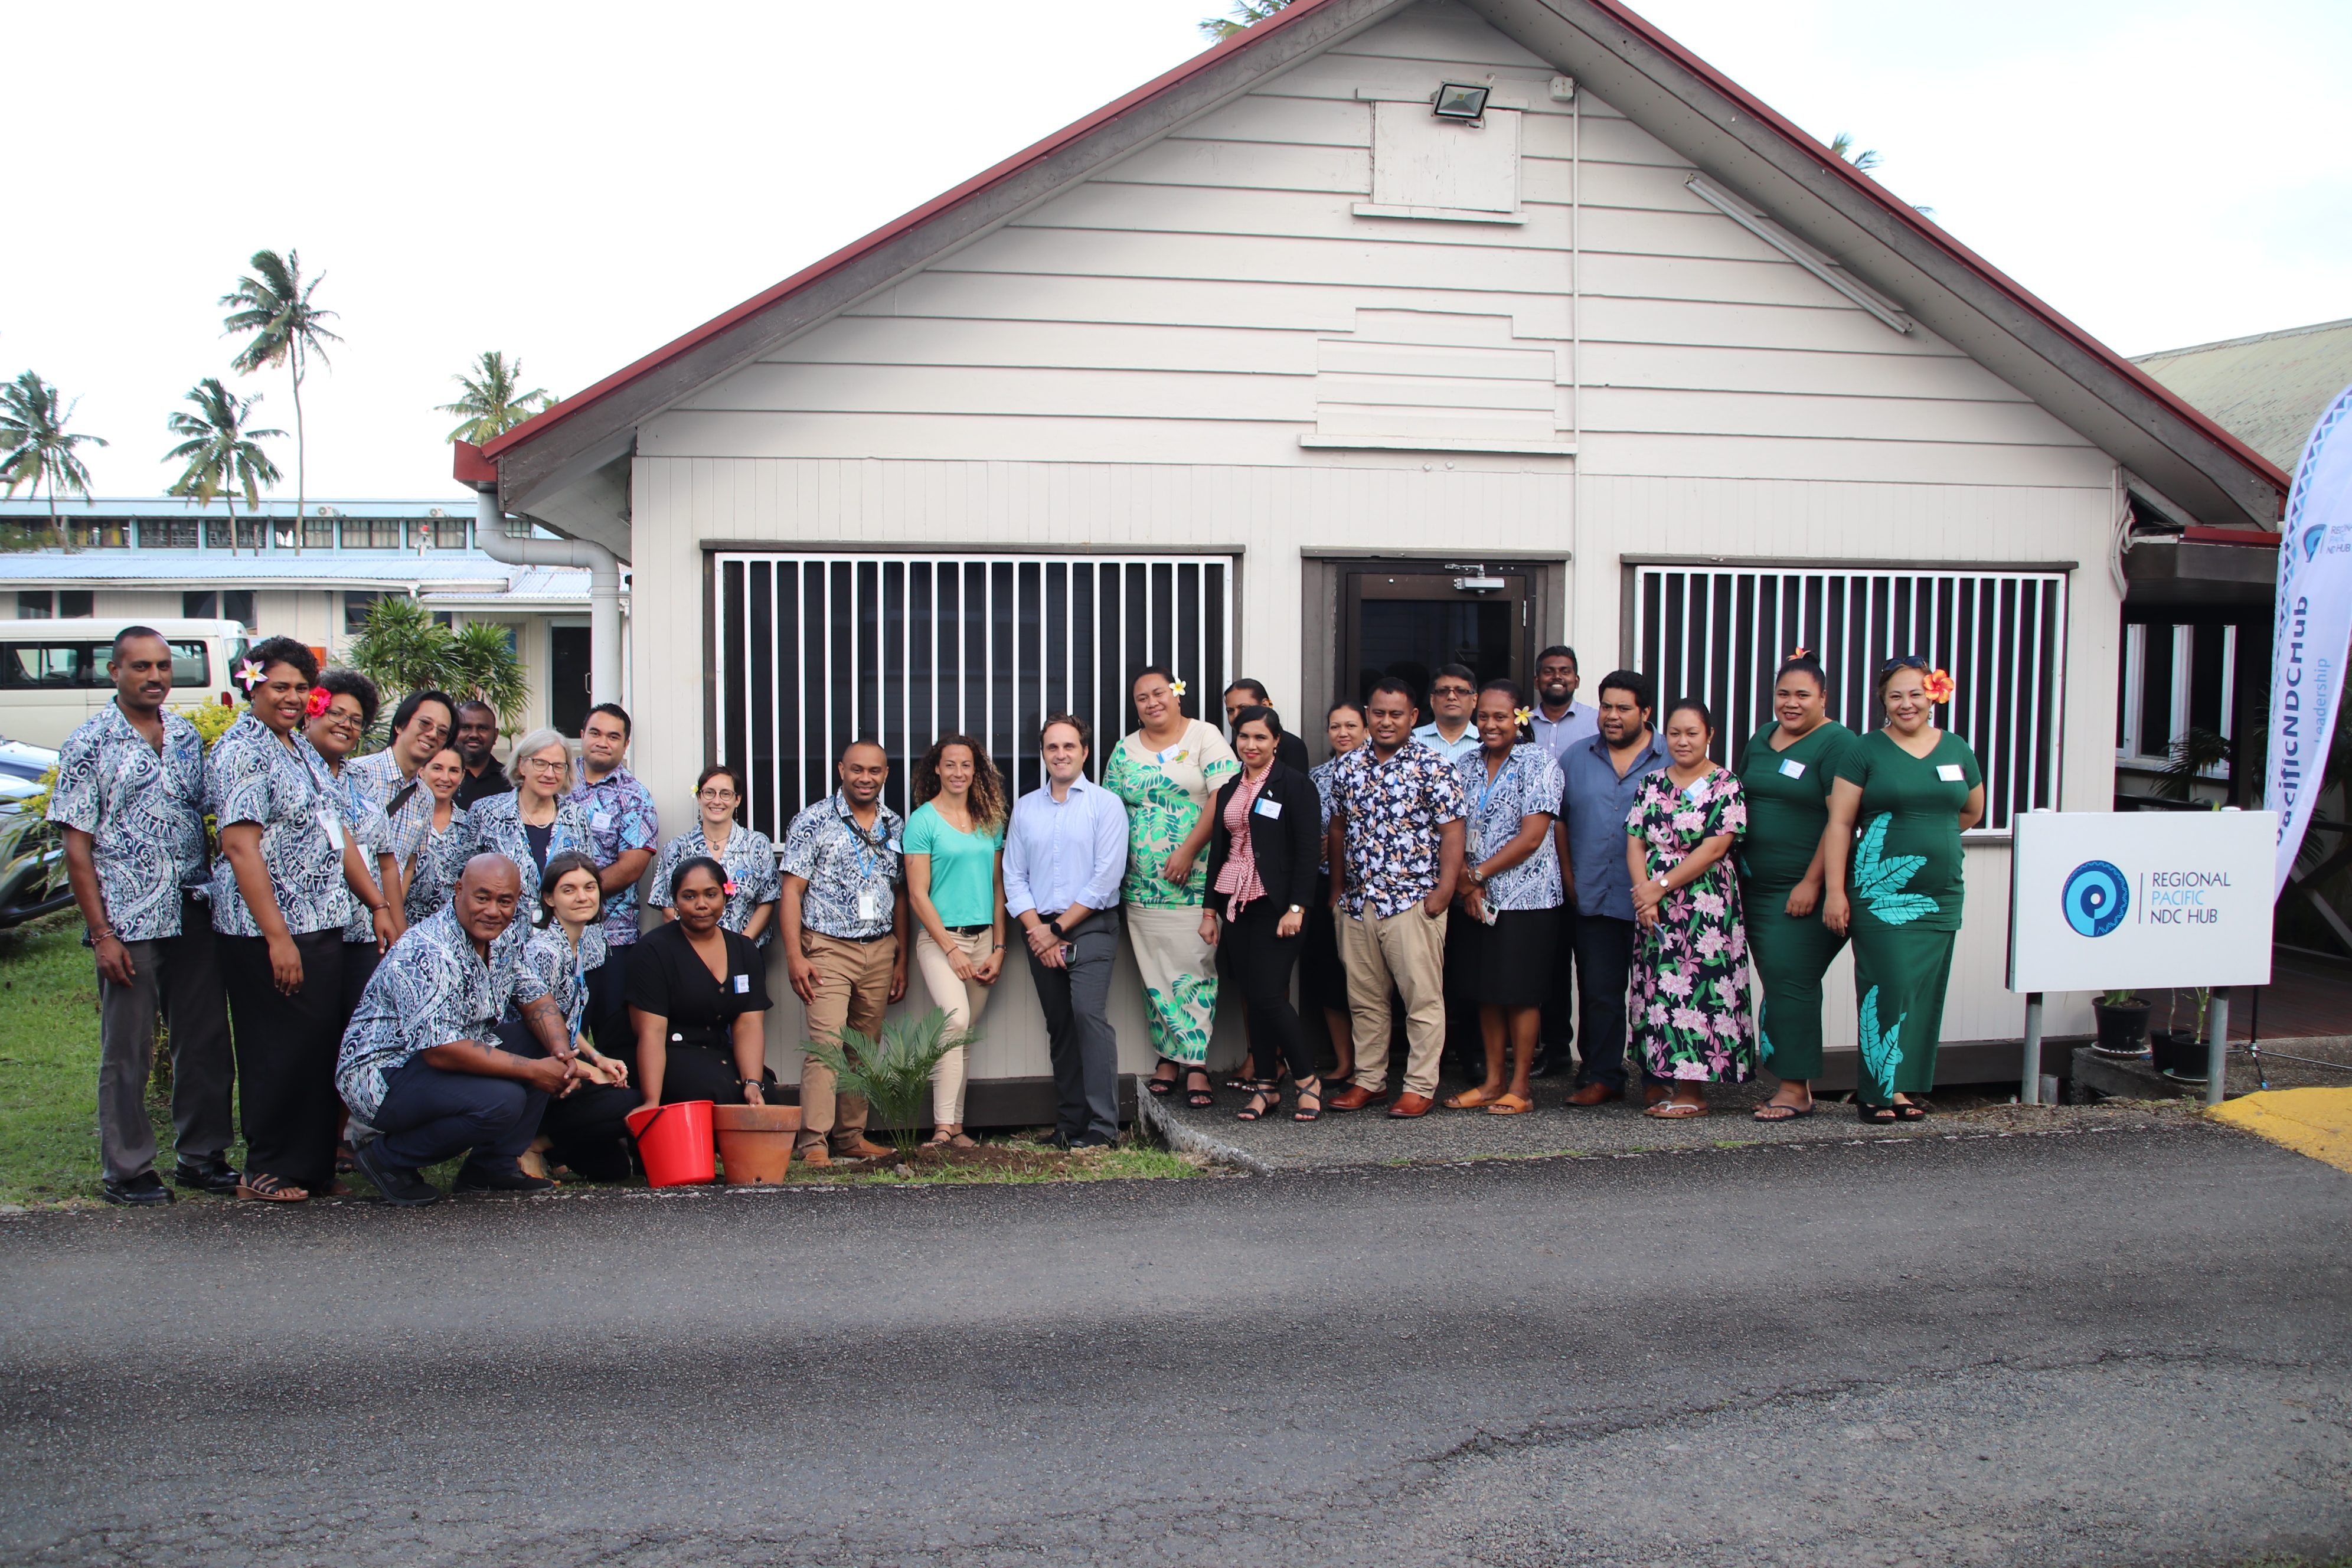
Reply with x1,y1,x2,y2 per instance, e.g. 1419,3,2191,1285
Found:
1733,720,1857,1082
1833,729,1982,1102
1103,719,1238,1066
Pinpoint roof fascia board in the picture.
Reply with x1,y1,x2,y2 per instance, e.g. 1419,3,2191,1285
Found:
488,0,1414,504
1465,0,2287,527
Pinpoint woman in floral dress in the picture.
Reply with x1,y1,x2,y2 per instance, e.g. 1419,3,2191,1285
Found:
1104,665,1237,1106
1624,695,1755,1118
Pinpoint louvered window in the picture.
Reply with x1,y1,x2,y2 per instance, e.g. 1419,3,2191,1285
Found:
713,553,1233,835
1630,565,2067,832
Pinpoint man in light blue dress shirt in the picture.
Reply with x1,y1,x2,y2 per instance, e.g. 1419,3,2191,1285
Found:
1527,645,1598,1076
1004,714,1129,1147
1409,664,1482,767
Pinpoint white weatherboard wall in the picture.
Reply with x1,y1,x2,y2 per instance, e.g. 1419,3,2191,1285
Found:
625,0,2119,1077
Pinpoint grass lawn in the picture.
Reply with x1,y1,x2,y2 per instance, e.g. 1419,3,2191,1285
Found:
0,909,1201,1208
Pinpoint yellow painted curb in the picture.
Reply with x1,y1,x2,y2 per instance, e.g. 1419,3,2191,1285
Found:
2207,1087,2352,1174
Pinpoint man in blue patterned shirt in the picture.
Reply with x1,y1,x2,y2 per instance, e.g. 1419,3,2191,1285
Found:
50,628,236,1205
339,854,579,1205
779,739,906,1164
1324,678,1466,1119
568,702,658,1055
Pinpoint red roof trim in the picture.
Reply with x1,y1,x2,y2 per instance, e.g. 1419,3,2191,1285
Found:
483,0,2288,505
2181,525,2281,547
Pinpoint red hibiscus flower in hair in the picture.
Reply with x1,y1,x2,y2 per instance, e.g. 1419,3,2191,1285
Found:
306,687,333,718
1922,668,1956,705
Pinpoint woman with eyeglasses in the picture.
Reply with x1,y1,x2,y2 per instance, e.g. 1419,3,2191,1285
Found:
648,764,780,944
467,727,597,916
1822,657,1984,1123
302,669,409,1037
1734,651,1857,1122
207,639,399,1201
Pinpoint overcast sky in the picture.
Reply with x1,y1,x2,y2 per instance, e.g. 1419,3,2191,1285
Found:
8,0,2346,501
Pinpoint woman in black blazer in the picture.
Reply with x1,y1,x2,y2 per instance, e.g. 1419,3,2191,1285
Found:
1200,705,1326,1122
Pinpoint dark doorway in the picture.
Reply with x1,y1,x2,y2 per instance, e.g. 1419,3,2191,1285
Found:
550,627,590,737
1341,565,1530,713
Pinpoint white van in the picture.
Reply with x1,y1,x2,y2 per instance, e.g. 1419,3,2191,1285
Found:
0,618,254,749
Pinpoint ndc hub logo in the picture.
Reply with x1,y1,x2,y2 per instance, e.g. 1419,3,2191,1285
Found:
2061,860,2129,937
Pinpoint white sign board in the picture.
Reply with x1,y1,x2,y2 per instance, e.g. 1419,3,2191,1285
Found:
2008,811,2275,993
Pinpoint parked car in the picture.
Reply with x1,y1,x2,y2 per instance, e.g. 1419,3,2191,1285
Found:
0,618,250,750
0,734,67,929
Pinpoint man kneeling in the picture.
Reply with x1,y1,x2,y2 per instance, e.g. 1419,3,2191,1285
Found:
337,852,581,1206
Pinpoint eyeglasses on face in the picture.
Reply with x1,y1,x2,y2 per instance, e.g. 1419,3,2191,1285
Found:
1432,684,1474,698
520,756,566,774
698,788,739,801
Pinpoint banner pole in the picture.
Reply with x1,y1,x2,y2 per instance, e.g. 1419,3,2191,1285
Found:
2019,993,2043,1105
2203,988,2233,1107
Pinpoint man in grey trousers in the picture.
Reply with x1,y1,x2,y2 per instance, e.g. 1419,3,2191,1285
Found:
50,626,237,1205
1004,714,1129,1149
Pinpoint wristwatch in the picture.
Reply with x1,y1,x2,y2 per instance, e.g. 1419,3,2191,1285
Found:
1047,919,1066,937
1286,903,1304,915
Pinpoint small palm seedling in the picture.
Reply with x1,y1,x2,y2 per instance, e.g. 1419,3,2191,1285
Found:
802,1007,976,1157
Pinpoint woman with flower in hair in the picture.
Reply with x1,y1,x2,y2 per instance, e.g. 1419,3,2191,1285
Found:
1624,696,1754,1118
207,638,400,1200
1444,680,1564,1115
648,763,779,945
1822,658,1984,1123
1106,665,1237,1107
1734,650,1858,1121
302,668,407,1038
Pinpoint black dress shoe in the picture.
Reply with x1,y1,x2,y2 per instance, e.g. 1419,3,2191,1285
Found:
351,1139,443,1206
173,1158,242,1194
453,1161,557,1194
103,1171,175,1207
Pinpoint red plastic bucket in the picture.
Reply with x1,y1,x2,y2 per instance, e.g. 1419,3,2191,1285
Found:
625,1100,717,1187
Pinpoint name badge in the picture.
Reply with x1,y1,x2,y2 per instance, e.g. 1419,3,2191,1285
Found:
1682,779,1707,802
1778,759,1807,779
887,837,901,854
317,808,345,852
858,887,883,923
1937,764,1965,782
592,810,613,831
1254,798,1283,819
733,974,750,994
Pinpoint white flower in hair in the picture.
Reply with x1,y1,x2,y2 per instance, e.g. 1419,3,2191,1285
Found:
1168,678,1187,697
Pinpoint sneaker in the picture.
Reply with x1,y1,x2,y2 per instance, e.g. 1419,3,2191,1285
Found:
102,1171,174,1207
351,1139,443,1207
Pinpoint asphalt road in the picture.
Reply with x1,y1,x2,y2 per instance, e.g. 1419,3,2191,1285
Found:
2,1121,2347,1567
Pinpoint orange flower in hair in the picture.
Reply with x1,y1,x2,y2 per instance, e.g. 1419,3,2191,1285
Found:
1922,668,1955,705
1788,645,1811,660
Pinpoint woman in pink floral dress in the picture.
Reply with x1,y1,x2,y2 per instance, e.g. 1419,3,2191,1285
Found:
1623,696,1755,1118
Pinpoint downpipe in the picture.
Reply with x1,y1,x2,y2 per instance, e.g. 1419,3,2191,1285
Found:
473,488,621,705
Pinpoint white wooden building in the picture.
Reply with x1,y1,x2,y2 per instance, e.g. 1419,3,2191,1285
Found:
463,0,2287,1116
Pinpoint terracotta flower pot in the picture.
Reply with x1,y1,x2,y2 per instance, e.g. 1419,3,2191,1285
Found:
713,1103,802,1185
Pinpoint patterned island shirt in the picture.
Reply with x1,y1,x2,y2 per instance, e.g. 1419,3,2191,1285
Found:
394,802,477,925
1455,742,1565,911
648,821,782,944
518,919,607,1047
467,791,596,913
47,703,210,940
1327,741,1468,919
779,793,904,941
204,711,352,938
568,765,659,947
336,906,545,1123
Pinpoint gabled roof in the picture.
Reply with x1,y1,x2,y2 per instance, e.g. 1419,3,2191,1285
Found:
2133,317,2352,475
480,0,2289,529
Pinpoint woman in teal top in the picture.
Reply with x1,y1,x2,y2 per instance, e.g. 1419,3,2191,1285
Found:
1823,656,1985,1123
1734,652,1857,1121
905,734,1009,1148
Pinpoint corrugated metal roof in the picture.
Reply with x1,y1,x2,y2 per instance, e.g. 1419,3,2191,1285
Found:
0,553,592,605
2132,318,2352,474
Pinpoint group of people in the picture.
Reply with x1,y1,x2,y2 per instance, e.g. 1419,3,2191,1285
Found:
59,620,1986,1208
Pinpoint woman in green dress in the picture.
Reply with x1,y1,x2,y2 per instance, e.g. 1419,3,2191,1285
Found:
1735,651,1857,1121
1105,665,1238,1107
1822,656,1985,1123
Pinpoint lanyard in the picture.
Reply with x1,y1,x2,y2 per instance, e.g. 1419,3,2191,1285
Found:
566,935,589,1041
839,798,889,883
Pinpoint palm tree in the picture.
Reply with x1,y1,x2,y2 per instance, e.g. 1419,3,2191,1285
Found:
1199,0,1290,40
0,372,109,553
1827,132,1882,172
436,351,556,445
164,378,285,560
220,249,340,553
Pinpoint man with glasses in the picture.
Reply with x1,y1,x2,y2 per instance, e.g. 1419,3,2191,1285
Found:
1410,665,1482,766
1005,715,1130,1148
568,703,659,1057
451,699,511,808
345,689,457,917
780,740,906,1165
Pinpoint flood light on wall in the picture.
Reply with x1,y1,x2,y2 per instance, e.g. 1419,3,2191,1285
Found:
1431,83,1489,121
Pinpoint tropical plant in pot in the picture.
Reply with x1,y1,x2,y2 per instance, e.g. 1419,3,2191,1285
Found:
2091,987,2152,1056
802,1007,974,1157
2148,987,2211,1080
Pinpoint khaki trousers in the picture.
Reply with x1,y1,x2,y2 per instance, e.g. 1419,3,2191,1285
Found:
798,930,896,1154
1341,904,1449,1098
913,927,995,1125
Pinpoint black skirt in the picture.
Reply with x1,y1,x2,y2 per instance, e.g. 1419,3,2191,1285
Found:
1301,873,1350,1012
1457,906,1562,1008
